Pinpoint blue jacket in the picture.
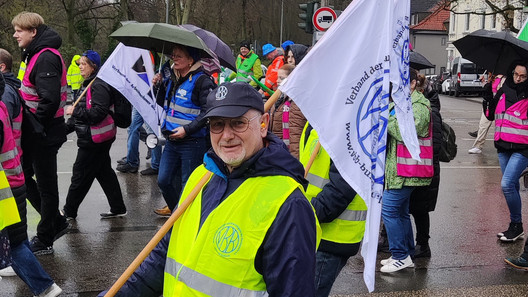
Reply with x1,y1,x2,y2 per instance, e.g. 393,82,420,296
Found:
101,133,317,297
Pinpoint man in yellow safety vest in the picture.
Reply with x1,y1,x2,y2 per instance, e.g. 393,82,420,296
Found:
100,82,320,297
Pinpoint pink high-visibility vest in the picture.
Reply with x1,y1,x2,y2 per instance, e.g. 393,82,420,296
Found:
19,48,67,118
494,95,528,144
396,118,434,178
11,104,23,156
0,102,24,187
86,85,116,143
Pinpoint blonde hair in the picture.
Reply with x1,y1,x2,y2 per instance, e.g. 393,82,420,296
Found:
12,12,44,30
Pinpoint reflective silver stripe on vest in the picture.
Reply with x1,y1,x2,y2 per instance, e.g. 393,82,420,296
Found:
5,166,23,176
20,84,38,96
306,172,330,189
12,122,21,130
236,76,252,83
396,157,433,166
338,209,368,222
283,139,290,146
238,69,252,76
24,100,39,110
0,187,12,201
166,258,268,297
166,116,192,125
0,148,16,162
282,122,289,129
499,126,528,137
168,102,200,115
59,100,66,109
497,113,528,126
92,124,114,135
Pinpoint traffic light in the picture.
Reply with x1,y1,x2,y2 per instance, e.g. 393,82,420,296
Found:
298,2,315,34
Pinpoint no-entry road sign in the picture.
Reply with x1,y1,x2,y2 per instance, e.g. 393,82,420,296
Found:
313,7,337,32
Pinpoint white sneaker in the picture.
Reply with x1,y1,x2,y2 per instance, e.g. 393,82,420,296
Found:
380,257,394,266
468,147,482,154
380,255,414,273
0,266,16,276
34,283,62,297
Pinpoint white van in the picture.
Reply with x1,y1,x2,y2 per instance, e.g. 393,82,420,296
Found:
449,57,486,97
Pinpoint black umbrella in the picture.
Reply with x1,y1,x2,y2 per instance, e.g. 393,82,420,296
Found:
453,29,528,75
109,23,215,58
409,51,434,70
180,24,236,71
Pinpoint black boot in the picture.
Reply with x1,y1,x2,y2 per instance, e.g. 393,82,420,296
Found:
414,244,431,258
500,222,524,242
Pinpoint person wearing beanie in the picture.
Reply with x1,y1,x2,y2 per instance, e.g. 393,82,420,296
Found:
261,43,284,97
98,82,319,297
62,50,127,221
12,11,69,261
281,40,294,51
228,40,262,88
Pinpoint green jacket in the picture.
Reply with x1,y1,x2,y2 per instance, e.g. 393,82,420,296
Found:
228,51,263,88
385,90,432,189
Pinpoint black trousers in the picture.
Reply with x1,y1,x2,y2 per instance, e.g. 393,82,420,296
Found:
23,141,66,246
63,141,126,217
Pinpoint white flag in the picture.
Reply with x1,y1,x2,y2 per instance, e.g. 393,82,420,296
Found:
279,0,416,292
97,43,164,136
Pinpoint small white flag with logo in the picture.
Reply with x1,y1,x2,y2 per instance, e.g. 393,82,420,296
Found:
97,43,164,135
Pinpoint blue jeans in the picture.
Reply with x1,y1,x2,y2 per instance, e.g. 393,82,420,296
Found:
11,240,54,295
314,251,348,297
126,108,161,169
382,187,415,260
498,152,528,223
158,138,206,210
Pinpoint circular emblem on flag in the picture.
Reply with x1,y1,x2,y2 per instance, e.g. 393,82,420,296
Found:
515,111,521,117
215,86,228,100
213,223,242,257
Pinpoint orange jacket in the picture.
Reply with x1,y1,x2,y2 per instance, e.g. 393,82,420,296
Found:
264,55,284,96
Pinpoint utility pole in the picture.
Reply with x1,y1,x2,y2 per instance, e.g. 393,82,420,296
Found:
321,0,329,7
280,0,284,44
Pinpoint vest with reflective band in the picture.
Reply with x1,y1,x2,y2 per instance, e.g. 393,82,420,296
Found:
164,165,308,297
11,104,23,154
163,72,206,138
235,52,259,83
0,102,24,188
299,123,367,244
494,96,528,144
396,116,434,178
20,48,67,118
86,86,116,143
0,167,19,230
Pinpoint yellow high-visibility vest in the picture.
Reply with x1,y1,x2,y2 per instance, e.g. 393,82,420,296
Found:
67,55,83,90
300,123,367,244
0,168,19,230
163,165,319,296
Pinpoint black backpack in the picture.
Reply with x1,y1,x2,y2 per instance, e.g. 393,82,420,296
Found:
111,90,132,128
439,121,457,162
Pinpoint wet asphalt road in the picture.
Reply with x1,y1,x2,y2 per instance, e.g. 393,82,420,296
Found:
3,94,528,296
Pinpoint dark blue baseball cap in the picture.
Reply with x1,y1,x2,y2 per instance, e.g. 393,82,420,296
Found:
82,50,101,69
204,82,264,118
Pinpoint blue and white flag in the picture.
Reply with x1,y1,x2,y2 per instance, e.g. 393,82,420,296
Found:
97,43,164,136
279,0,417,292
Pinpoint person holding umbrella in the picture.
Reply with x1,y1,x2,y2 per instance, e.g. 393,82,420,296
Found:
482,61,528,243
153,44,216,216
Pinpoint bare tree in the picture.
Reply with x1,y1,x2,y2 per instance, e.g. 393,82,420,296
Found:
440,0,526,33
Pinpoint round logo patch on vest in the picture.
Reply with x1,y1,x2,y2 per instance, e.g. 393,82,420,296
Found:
215,86,228,100
213,223,242,257
515,111,521,117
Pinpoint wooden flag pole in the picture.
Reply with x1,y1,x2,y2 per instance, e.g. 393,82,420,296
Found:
72,79,95,107
304,141,321,178
104,171,212,297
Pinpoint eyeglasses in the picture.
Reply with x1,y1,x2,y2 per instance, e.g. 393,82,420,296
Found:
513,72,527,80
208,114,261,134
170,53,185,60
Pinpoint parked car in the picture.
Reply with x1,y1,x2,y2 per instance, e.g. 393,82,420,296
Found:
449,57,486,97
442,77,452,94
